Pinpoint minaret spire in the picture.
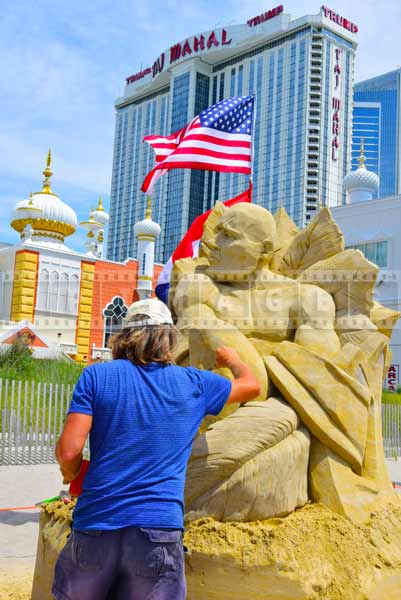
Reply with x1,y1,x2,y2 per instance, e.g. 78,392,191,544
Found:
358,138,366,169
41,149,53,193
145,196,152,219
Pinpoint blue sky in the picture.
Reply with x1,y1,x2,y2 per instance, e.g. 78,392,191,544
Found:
1,0,400,251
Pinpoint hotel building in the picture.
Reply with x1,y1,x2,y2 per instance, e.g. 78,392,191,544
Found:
352,68,401,198
108,5,358,263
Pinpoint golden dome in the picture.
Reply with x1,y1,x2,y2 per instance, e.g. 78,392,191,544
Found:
11,151,78,242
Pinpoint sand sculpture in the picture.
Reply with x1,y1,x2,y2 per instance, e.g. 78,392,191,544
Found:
172,203,399,526
32,205,401,600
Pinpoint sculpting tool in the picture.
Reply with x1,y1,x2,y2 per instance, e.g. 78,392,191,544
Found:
34,495,61,506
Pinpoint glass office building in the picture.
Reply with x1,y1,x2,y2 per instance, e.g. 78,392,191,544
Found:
108,7,357,263
353,69,401,198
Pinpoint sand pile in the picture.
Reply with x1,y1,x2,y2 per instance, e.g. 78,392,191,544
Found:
31,500,401,600
185,503,401,599
0,569,34,600
31,500,74,600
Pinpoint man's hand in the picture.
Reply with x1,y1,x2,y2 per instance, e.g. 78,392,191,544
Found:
215,346,241,370
215,346,262,404
60,456,83,485
56,413,92,484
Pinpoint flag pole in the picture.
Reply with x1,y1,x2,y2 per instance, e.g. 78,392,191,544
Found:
249,93,257,200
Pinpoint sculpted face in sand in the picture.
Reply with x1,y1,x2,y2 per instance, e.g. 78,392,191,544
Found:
171,202,400,524
206,203,276,276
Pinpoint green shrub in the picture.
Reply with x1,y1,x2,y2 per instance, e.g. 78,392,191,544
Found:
0,342,33,377
382,390,401,405
0,344,83,385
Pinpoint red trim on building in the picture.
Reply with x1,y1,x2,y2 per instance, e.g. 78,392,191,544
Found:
88,259,163,361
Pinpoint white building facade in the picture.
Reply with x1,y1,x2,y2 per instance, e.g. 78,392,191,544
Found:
0,154,162,362
108,5,358,263
333,153,401,390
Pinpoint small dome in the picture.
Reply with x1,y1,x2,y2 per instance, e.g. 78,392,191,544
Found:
134,217,161,237
134,198,160,238
92,197,109,226
343,143,379,193
343,167,379,192
10,151,77,241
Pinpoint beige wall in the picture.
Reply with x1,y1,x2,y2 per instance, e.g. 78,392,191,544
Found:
33,312,78,345
0,247,16,321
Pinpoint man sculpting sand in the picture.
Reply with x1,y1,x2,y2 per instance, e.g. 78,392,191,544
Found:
53,298,260,600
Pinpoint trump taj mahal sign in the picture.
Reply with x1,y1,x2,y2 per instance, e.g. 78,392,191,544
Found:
125,5,284,85
126,29,233,84
126,5,358,86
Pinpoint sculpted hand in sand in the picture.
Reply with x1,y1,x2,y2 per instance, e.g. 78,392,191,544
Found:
171,202,400,524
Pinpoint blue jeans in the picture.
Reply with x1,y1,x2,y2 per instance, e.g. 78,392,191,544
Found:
52,526,186,600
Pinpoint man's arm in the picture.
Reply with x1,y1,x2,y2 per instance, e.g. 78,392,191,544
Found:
215,346,261,404
55,413,92,483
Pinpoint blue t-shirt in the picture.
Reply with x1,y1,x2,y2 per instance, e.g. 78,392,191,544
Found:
68,359,231,531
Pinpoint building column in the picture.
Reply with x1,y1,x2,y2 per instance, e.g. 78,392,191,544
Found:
10,250,39,322
75,261,95,362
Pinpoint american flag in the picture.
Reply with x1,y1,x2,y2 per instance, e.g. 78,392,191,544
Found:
141,95,254,193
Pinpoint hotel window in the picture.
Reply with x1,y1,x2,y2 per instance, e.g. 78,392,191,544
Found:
249,60,255,94
237,65,243,96
103,296,128,347
346,241,388,268
230,68,236,96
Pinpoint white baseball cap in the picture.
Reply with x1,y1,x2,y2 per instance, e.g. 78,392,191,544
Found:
123,298,173,328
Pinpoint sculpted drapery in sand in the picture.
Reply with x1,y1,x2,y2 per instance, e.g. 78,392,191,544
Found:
171,203,400,524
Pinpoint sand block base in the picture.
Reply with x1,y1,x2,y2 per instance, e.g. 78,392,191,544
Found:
32,501,401,600
184,503,401,600
31,502,74,600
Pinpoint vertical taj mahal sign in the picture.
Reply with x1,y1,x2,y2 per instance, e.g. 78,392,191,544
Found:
332,48,342,162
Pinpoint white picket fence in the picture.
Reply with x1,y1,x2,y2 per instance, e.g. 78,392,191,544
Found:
0,378,73,465
382,403,401,459
0,377,401,465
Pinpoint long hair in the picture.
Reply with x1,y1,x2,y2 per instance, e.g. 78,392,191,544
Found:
109,314,178,365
